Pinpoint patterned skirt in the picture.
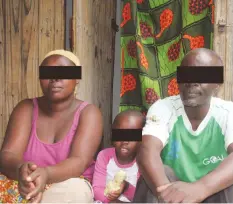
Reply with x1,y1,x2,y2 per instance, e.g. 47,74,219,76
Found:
0,173,90,203
0,173,50,203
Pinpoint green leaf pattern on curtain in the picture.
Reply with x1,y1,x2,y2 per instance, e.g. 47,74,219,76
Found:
120,0,214,115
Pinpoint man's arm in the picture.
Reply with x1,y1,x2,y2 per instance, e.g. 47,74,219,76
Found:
137,136,170,195
195,105,233,199
196,144,233,198
136,99,171,195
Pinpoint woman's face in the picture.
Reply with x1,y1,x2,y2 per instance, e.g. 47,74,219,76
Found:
40,55,77,102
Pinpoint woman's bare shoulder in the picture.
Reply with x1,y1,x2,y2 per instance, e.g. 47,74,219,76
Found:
80,103,102,117
11,98,34,116
76,103,103,129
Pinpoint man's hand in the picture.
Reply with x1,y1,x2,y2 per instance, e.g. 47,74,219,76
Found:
18,162,37,199
107,181,128,201
25,167,49,200
157,181,208,203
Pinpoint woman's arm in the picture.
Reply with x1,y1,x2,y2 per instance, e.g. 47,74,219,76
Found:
45,104,103,184
0,99,34,180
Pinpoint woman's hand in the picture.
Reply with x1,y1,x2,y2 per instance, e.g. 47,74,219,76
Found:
25,167,49,200
18,162,37,199
107,181,128,201
28,192,43,203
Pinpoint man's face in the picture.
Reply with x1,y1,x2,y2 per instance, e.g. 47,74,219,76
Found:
178,50,222,107
178,83,218,107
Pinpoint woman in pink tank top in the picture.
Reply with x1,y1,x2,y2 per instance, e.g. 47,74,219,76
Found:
0,50,103,203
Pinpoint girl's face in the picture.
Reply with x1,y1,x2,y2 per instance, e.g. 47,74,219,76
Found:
39,55,77,102
114,141,139,160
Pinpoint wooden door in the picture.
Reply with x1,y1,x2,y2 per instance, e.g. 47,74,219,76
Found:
0,0,65,147
73,0,117,148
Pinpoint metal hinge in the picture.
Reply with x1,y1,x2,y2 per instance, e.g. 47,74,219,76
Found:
218,19,226,32
111,19,119,32
69,17,74,52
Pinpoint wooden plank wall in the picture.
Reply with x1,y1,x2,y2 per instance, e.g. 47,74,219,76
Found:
214,0,233,100
0,0,65,147
73,0,116,148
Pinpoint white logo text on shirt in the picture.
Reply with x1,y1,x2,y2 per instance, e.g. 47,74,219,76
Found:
203,155,224,165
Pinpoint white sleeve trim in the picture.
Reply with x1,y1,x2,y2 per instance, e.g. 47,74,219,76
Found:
224,104,233,150
142,124,169,147
225,127,233,150
142,99,171,147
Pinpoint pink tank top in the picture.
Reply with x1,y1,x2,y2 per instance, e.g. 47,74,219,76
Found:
23,98,95,181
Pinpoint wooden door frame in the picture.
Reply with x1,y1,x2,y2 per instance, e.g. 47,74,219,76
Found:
214,0,233,101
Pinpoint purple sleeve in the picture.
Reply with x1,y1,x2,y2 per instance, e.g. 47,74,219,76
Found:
92,149,111,203
122,169,140,201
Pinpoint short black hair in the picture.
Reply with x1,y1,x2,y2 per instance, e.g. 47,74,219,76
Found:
113,109,146,128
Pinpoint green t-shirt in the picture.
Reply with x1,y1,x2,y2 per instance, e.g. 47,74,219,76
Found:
142,95,233,182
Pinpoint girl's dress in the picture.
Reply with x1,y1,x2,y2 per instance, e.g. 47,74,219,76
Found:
92,147,140,203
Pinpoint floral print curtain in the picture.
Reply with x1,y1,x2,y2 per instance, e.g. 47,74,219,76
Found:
119,0,214,115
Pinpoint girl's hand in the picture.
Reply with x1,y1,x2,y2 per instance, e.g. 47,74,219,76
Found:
107,181,128,201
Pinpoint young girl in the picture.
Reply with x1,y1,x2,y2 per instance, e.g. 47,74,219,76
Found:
92,110,145,203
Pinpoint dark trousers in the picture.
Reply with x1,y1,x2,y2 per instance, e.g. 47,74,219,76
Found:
133,166,233,203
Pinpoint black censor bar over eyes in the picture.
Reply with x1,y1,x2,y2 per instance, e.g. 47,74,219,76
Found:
111,129,142,142
39,66,82,79
177,66,224,84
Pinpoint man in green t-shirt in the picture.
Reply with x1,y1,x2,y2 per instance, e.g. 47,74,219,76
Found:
133,48,233,203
